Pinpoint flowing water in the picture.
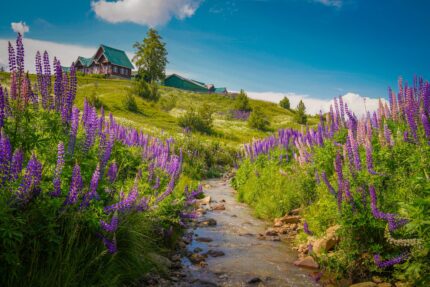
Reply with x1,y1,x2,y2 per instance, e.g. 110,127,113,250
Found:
176,178,319,287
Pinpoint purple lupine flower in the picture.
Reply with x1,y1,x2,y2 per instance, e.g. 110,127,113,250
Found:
152,176,160,190
68,107,80,155
81,164,101,208
64,163,83,205
303,221,313,235
8,41,16,72
83,106,98,152
51,142,65,197
348,129,361,170
421,112,430,143
102,236,117,254
0,133,12,184
16,33,24,78
64,63,77,123
383,124,393,146
101,130,115,171
107,162,118,183
104,181,139,213
42,51,52,109
54,59,63,112
10,149,23,180
321,171,336,196
100,215,119,233
16,153,43,205
35,51,43,96
0,86,4,128
374,253,408,268
365,140,377,175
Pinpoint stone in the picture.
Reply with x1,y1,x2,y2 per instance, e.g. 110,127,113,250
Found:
313,237,339,255
394,282,409,287
280,215,301,224
377,283,392,287
198,218,217,227
189,253,206,264
313,225,341,255
265,228,279,236
247,277,262,284
212,203,226,211
195,237,213,243
349,282,377,287
196,196,211,206
274,218,284,227
206,249,225,257
372,277,383,283
293,256,319,269
289,208,302,215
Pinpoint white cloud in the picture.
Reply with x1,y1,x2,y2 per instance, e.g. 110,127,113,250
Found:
313,0,343,8
0,37,135,73
11,21,30,36
91,0,201,27
247,91,387,117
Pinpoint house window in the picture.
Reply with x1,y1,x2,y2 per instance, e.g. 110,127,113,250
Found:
113,66,117,73
120,68,124,75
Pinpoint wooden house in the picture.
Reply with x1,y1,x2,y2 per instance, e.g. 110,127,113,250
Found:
74,45,134,79
164,74,228,94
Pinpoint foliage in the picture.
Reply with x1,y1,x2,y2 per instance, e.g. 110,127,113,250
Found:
124,93,138,112
279,96,291,110
0,34,196,286
234,80,430,285
178,104,214,134
132,78,160,102
85,81,103,108
133,28,168,83
159,93,177,111
248,107,270,131
234,89,252,112
295,100,307,124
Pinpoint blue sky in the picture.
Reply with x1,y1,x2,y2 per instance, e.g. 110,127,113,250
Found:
1,0,429,112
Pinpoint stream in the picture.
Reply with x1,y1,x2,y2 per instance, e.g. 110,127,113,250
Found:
175,178,319,287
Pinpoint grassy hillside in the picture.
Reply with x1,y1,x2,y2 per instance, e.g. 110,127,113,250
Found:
0,72,317,146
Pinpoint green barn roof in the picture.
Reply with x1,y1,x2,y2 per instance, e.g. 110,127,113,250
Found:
100,45,134,70
77,56,93,67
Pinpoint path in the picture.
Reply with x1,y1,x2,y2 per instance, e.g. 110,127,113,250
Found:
176,178,319,287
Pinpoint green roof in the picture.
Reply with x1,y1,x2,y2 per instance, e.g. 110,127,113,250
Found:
77,56,93,67
61,66,70,73
214,87,227,93
100,45,134,70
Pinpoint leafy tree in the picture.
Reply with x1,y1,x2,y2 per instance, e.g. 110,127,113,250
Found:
295,100,307,124
279,96,290,109
248,107,270,131
133,28,168,83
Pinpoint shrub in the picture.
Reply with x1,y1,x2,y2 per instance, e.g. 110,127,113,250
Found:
133,79,160,102
124,93,138,112
295,100,307,124
159,93,177,111
178,104,213,134
248,107,270,131
86,82,103,108
234,89,252,112
279,96,290,109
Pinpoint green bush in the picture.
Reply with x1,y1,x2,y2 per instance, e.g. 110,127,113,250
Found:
159,93,177,111
248,107,270,131
234,89,252,112
178,104,213,134
279,96,291,109
124,93,138,112
133,79,160,102
295,100,307,124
